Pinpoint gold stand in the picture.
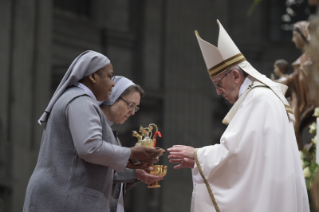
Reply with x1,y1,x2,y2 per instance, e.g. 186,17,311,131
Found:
147,165,167,188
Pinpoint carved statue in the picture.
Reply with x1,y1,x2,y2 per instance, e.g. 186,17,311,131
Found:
306,13,319,211
308,14,319,106
271,59,293,102
272,21,315,149
271,59,300,148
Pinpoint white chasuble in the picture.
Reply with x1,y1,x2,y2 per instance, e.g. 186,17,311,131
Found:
191,86,309,212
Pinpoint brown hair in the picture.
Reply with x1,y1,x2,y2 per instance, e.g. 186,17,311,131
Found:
121,84,145,98
274,59,289,74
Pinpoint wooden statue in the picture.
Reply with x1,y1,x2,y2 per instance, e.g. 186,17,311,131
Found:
272,21,315,150
308,14,319,107
271,59,293,102
307,13,319,212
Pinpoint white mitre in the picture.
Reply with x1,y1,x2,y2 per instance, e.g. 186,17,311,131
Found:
195,20,295,123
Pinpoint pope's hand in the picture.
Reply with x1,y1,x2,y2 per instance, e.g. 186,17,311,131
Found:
130,146,164,164
168,155,195,169
167,145,195,159
136,168,163,184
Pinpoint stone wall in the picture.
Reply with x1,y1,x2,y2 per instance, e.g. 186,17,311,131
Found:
0,0,52,211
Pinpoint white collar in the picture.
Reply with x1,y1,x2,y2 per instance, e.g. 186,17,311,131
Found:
105,115,113,126
238,75,253,98
74,82,104,105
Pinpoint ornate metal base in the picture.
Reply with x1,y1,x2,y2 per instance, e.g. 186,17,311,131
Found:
148,181,161,188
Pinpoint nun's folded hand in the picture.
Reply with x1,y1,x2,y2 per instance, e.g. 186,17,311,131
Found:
130,146,164,164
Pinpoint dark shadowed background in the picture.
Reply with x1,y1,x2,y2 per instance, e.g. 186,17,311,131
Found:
0,0,316,211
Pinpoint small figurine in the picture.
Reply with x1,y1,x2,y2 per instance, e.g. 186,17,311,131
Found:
271,59,292,100
132,131,142,141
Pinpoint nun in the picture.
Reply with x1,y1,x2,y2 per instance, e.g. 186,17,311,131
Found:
100,76,163,212
23,50,163,212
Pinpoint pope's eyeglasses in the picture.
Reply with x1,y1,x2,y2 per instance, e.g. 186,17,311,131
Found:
119,97,139,112
212,70,232,89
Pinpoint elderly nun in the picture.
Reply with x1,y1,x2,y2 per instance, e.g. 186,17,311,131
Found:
100,76,163,212
23,51,163,212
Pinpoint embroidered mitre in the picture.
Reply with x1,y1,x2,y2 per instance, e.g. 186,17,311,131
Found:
195,20,295,123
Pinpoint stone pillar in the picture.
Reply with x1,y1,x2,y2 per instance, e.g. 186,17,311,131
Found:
0,0,52,211
0,0,14,210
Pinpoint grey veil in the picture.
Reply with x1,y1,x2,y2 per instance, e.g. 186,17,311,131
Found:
38,50,110,125
103,76,135,106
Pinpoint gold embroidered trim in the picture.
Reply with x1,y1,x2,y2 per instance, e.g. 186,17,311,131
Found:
222,82,294,125
222,119,228,125
194,149,220,212
285,105,293,114
208,53,246,78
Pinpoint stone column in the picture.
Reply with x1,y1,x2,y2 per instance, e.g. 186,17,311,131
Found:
0,0,52,211
0,0,14,209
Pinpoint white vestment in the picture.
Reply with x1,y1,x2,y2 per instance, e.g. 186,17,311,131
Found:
191,79,309,212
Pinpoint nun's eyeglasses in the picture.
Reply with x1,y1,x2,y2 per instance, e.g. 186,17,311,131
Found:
119,97,140,112
212,70,232,89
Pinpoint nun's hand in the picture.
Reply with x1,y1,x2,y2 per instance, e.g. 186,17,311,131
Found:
130,146,164,164
126,160,152,169
136,168,163,184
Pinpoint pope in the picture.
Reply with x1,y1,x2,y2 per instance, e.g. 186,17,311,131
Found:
167,20,309,212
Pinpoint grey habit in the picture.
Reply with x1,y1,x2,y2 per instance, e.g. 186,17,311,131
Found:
23,51,131,212
103,76,140,212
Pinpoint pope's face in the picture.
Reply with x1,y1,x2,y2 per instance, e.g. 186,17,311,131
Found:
109,91,141,124
93,64,115,101
211,70,240,104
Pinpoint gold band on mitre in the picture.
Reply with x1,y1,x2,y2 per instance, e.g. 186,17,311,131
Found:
208,53,246,78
